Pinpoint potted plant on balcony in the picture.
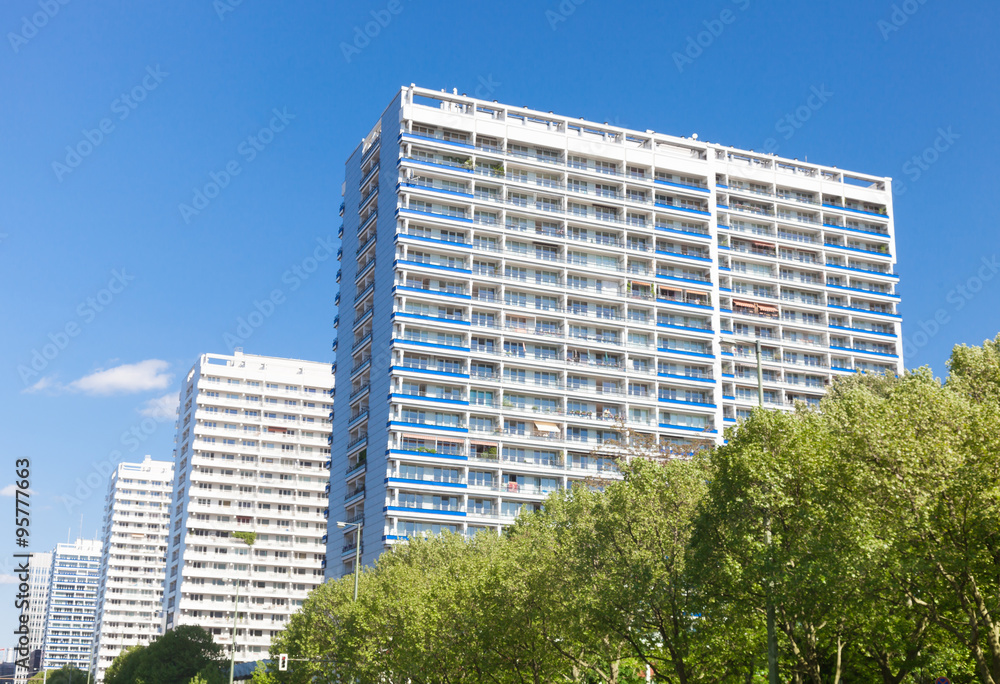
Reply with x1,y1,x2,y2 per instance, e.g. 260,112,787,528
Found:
490,163,505,177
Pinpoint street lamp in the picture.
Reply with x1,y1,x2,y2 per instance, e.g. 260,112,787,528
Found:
755,340,778,684
337,521,362,602
229,531,256,684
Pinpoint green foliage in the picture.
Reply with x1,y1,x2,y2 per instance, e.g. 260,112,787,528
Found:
232,530,257,546
28,666,89,684
104,625,226,684
265,337,1000,684
250,661,279,684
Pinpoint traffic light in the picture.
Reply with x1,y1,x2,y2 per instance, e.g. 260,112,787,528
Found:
279,653,288,671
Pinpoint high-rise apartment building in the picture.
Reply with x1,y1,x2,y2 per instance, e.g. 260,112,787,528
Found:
42,539,102,673
91,456,173,683
162,352,333,660
13,551,52,684
327,85,902,575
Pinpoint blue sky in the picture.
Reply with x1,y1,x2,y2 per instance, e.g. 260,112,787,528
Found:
1,0,997,641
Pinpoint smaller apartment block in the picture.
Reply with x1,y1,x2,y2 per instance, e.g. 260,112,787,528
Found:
13,551,52,684
91,456,173,683
42,540,102,673
163,352,333,660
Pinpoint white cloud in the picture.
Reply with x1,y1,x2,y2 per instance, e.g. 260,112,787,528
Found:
24,376,59,393
139,392,179,420
0,484,36,496
71,359,172,395
24,360,173,396
0,574,18,585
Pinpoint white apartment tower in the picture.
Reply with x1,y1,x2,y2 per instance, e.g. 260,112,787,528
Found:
13,551,52,683
327,85,902,575
162,352,334,660
42,539,102,673
91,456,173,683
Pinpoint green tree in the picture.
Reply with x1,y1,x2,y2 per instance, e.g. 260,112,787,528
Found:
939,335,1000,682
104,625,226,684
517,448,754,684
258,335,1000,684
28,666,89,684
822,365,999,683
102,644,144,684
695,407,860,683
946,334,1000,406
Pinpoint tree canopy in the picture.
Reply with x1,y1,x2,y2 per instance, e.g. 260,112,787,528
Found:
103,625,226,684
28,666,89,684
259,335,1000,684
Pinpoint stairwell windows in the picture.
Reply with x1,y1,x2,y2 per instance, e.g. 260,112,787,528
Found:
595,160,617,175
534,347,558,361
535,371,559,386
535,295,558,310
504,368,526,384
536,320,559,335
469,416,495,432
596,184,617,199
470,390,493,407
504,420,527,435
505,291,527,307
535,270,558,285
504,343,527,362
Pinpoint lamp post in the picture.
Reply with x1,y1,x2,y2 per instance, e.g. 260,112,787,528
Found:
229,531,256,684
337,521,362,602
755,340,779,684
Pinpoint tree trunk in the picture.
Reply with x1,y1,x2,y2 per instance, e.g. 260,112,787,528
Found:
832,635,844,684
